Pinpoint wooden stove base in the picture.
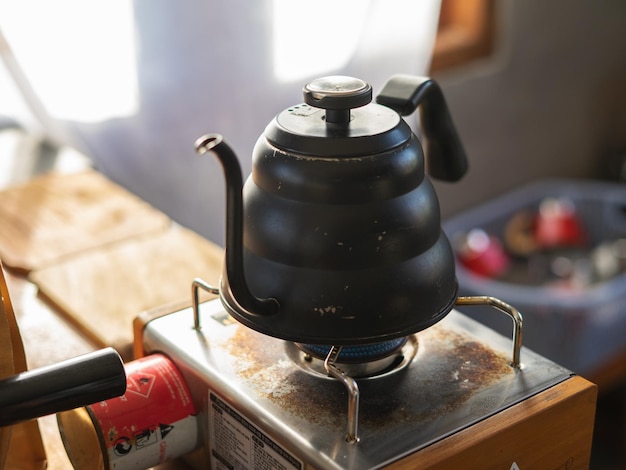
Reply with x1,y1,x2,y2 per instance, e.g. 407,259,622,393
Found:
386,375,597,470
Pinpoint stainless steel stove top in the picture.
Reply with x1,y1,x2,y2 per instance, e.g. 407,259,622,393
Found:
141,298,572,469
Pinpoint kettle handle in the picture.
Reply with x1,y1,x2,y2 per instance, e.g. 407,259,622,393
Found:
376,75,468,182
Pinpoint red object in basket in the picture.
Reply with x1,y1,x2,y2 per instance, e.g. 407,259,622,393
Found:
534,198,587,249
456,228,510,278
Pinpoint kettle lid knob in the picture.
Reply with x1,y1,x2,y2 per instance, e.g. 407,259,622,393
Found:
303,76,372,123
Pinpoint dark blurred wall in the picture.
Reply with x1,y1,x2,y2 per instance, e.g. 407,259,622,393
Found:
434,0,626,219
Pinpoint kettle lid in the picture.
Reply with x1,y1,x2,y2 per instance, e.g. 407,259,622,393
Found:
264,76,413,157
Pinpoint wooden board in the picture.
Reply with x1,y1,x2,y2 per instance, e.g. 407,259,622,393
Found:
0,170,170,273
29,225,223,359
386,375,597,470
1,262,48,469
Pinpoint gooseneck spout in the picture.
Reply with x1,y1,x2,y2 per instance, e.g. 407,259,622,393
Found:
195,134,279,316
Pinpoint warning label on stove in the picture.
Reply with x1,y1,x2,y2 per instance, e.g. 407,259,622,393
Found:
209,391,303,470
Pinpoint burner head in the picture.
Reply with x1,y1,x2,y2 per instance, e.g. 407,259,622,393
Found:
296,338,408,363
292,337,415,379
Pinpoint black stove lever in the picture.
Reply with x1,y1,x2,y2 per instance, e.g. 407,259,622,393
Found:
0,347,126,427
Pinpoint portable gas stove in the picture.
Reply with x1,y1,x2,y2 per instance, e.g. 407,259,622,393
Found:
131,75,597,469
134,286,597,469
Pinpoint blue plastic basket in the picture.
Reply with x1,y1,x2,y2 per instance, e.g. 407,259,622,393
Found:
443,179,626,374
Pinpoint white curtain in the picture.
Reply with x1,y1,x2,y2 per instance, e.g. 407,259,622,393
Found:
0,0,442,244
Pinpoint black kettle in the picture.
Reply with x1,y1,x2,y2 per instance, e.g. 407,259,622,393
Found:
196,75,467,345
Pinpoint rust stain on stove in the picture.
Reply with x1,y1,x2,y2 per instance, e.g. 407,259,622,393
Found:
225,325,276,375
220,322,512,430
221,324,345,426
358,326,513,429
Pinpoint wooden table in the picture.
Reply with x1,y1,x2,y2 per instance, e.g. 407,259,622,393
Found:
0,158,222,467
5,270,95,468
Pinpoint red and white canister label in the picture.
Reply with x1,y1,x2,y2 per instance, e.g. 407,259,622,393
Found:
89,353,198,468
